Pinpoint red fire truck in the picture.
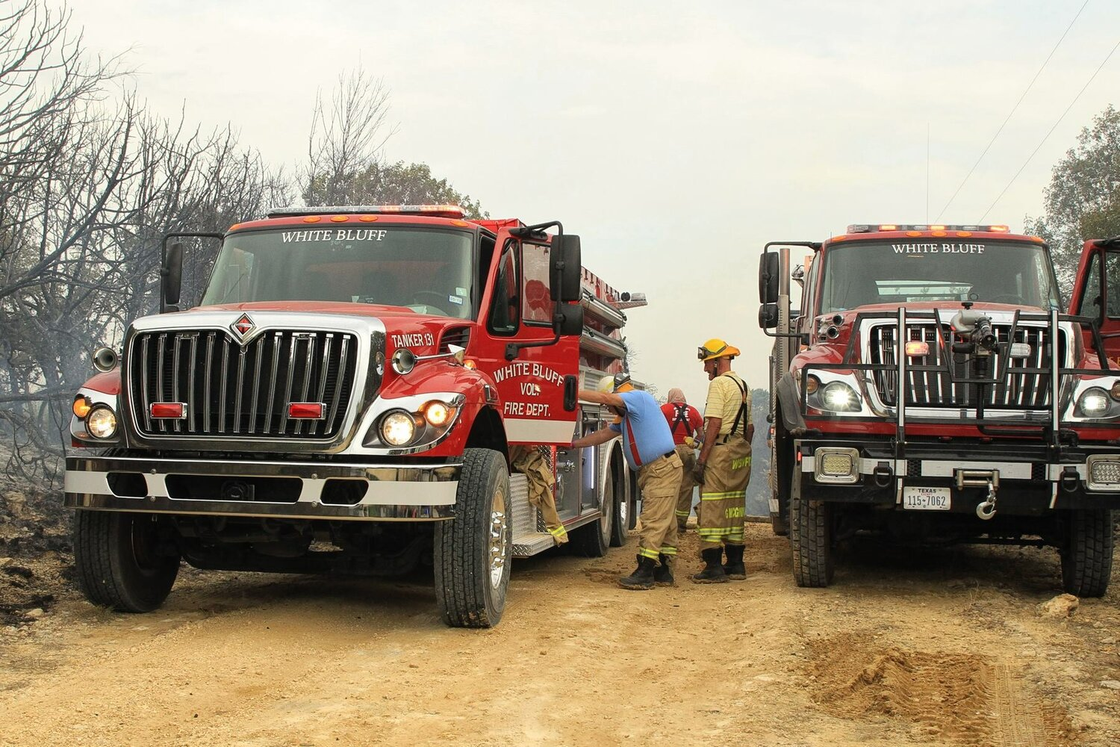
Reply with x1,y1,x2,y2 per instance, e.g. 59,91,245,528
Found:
64,205,644,627
759,225,1120,596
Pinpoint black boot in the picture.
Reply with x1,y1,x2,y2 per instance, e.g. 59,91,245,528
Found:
691,548,729,584
619,555,657,590
654,553,675,586
723,544,746,580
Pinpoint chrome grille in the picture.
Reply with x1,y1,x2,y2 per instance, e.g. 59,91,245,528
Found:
128,329,359,438
867,323,1064,408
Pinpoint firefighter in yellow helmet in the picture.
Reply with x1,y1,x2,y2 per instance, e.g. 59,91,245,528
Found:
692,338,753,582
572,373,682,589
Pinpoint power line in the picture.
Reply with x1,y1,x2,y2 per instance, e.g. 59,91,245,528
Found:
935,0,1090,222
979,37,1120,223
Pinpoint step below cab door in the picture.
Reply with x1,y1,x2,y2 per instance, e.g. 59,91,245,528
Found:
1069,238,1120,366
476,232,581,445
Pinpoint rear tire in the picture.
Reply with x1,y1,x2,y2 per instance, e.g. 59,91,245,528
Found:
1060,509,1113,597
790,463,834,587
573,460,613,557
609,452,630,547
434,448,512,628
73,510,180,612
627,468,641,530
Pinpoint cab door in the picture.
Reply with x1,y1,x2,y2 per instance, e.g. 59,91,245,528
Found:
1069,239,1120,366
475,235,580,445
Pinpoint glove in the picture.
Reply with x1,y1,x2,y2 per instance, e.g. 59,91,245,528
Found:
693,461,706,485
684,436,698,449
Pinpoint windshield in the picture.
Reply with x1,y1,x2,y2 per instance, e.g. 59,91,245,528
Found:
818,240,1061,313
200,226,475,319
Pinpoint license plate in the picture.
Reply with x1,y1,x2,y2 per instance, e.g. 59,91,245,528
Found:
903,486,951,511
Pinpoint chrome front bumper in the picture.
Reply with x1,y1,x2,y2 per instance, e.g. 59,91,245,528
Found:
64,455,460,521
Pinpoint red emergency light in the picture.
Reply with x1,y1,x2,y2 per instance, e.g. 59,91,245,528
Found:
268,205,465,220
846,223,1011,234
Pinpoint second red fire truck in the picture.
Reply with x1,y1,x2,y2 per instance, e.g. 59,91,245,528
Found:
760,225,1120,596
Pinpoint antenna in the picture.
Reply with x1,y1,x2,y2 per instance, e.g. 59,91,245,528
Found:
926,123,930,223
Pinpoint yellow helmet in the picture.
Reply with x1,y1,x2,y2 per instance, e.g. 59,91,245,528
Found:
698,338,740,361
597,373,634,393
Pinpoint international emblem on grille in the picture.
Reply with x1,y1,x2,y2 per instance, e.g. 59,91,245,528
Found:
230,313,255,342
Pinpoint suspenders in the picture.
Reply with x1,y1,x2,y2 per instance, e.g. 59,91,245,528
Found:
669,403,693,437
720,374,749,444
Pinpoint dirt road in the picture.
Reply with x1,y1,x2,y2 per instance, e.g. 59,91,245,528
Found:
2,498,1119,746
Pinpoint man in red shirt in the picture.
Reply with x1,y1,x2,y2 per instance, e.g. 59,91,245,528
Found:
660,388,704,533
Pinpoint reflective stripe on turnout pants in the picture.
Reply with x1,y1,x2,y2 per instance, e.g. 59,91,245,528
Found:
637,451,683,561
698,436,751,551
674,443,697,524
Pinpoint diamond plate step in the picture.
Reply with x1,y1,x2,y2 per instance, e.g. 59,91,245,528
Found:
513,532,559,557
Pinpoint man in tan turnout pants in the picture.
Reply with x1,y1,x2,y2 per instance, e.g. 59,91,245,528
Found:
509,445,568,546
692,338,753,583
572,373,682,589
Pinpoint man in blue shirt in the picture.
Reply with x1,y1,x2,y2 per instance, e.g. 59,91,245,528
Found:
572,373,683,589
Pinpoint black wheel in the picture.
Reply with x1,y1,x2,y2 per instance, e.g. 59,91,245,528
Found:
434,448,512,628
790,461,834,587
73,510,181,612
1060,509,1114,597
771,423,791,537
770,495,790,537
627,468,641,530
572,459,613,557
609,452,629,547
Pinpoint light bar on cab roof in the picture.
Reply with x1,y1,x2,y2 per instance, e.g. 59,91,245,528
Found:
267,205,465,219
846,223,1010,234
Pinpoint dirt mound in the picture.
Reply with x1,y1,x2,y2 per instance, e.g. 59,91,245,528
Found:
805,631,1076,746
0,488,74,626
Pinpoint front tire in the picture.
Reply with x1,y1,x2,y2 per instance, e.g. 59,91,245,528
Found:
1060,509,1114,597
73,510,181,612
790,462,834,587
434,448,512,628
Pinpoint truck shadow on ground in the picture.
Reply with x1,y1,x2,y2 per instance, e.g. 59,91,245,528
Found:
835,537,1067,597
157,548,584,629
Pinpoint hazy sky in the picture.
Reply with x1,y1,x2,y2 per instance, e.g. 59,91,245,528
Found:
70,1,1119,407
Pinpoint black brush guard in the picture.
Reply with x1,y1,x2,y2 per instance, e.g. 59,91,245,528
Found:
799,307,1118,459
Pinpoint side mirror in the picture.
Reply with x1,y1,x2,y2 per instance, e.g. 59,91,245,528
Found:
551,234,582,303
759,251,779,304
758,303,778,329
162,242,184,313
563,374,578,411
557,303,584,336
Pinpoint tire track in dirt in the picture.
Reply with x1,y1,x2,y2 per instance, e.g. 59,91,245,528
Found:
803,632,1074,746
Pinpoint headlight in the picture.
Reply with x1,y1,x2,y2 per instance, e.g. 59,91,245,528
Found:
86,406,118,439
1077,387,1110,418
820,381,860,412
380,411,417,446
423,400,454,427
